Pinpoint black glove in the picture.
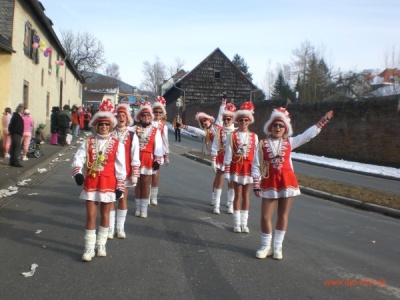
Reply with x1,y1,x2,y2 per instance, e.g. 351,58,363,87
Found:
176,122,181,127
115,189,123,200
152,161,160,171
74,173,84,186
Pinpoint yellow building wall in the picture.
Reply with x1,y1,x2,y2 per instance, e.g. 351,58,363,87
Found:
5,0,82,135
0,53,12,111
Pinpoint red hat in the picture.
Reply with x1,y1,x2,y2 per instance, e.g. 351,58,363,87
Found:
116,103,133,126
223,103,236,116
195,112,215,127
89,99,117,127
263,107,293,136
233,101,255,124
152,96,167,117
134,101,154,122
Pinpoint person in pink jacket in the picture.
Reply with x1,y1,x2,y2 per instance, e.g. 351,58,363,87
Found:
21,109,34,161
2,107,12,158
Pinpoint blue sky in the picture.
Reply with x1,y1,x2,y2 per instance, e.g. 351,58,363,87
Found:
40,0,400,90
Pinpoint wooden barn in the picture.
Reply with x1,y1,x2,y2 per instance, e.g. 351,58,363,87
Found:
162,48,257,119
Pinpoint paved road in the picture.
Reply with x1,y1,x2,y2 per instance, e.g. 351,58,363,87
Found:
0,136,399,299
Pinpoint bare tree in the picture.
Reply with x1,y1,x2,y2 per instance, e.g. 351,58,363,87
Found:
262,60,275,99
140,56,166,96
60,29,106,80
104,63,121,80
167,57,185,78
382,44,400,69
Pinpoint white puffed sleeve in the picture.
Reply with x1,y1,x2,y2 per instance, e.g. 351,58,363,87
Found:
223,133,232,165
211,129,221,157
290,125,321,150
184,125,206,138
71,140,87,175
154,128,164,159
130,133,140,168
162,123,169,155
115,141,127,181
251,134,260,178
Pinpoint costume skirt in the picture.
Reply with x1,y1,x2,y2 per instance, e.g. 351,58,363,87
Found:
80,175,116,203
229,160,253,185
216,152,225,171
140,151,156,175
260,171,301,199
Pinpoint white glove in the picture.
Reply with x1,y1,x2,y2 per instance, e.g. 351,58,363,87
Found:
131,176,138,186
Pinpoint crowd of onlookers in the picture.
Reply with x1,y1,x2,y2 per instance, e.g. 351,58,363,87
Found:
1,103,97,167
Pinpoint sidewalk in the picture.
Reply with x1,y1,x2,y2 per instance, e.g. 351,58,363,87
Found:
0,141,76,191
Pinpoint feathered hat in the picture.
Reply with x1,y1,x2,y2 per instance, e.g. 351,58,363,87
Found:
152,96,167,117
263,107,293,137
89,98,118,128
223,103,236,117
195,112,215,127
116,103,134,126
134,100,154,122
233,101,255,124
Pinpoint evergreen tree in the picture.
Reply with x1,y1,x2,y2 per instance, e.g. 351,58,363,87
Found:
232,54,253,81
272,70,293,100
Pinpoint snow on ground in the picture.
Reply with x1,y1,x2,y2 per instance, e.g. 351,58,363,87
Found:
292,152,400,179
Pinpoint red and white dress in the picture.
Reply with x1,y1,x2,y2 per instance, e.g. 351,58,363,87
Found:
72,134,126,202
113,127,140,187
252,125,323,198
224,130,258,185
152,120,169,165
134,124,163,175
211,124,235,171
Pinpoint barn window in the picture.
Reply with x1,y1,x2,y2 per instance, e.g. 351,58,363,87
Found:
214,69,220,79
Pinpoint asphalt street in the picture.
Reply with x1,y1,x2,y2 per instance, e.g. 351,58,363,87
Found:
0,134,399,299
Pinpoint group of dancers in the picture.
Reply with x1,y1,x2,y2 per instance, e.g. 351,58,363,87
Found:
71,97,168,262
72,94,333,262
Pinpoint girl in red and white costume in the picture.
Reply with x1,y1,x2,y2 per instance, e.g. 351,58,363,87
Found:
180,94,226,206
252,107,333,260
150,96,169,206
210,102,236,214
133,101,163,218
108,103,140,239
71,99,126,262
223,102,258,233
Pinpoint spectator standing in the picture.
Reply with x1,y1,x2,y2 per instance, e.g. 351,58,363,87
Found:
83,108,92,131
50,106,59,145
21,109,34,161
2,107,12,158
8,104,25,167
172,113,183,142
71,106,80,137
58,105,72,146
79,107,85,131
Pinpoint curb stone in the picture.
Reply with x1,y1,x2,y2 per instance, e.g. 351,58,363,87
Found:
183,152,400,219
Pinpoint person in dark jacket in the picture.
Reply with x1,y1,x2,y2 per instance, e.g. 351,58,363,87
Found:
50,106,59,145
8,103,25,167
58,105,72,146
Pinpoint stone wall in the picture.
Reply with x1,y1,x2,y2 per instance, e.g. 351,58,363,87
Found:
180,96,400,168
